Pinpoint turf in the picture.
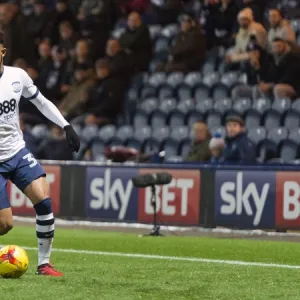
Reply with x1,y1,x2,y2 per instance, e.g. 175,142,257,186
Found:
1,226,300,300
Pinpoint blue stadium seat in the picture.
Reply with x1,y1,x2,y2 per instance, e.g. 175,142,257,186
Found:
91,139,105,160
194,83,210,101
212,83,230,100
148,72,167,87
220,72,239,87
232,84,253,101
206,111,222,129
98,125,116,142
158,84,174,101
244,110,261,128
177,84,193,100
126,87,139,103
126,138,142,150
257,139,277,162
177,98,195,114
267,127,289,145
291,98,300,113
166,72,185,88
187,112,205,128
139,98,158,114
289,128,300,144
252,98,272,114
279,140,299,161
195,98,213,114
150,111,168,128
116,125,133,142
140,85,156,99
159,98,177,113
263,110,282,130
233,98,252,114
162,139,179,157
161,23,179,38
170,126,189,142
152,126,170,142
168,111,186,127
133,111,148,127
80,125,98,142
272,98,291,113
107,138,123,147
143,138,161,153
283,110,300,130
72,124,81,136
134,126,152,142
248,127,267,144
31,124,49,140
184,72,202,87
213,98,232,113
154,37,169,53
180,139,191,157
202,59,216,74
203,72,220,87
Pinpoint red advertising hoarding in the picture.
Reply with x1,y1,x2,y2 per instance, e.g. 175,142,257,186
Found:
276,172,300,228
138,169,200,225
8,165,61,216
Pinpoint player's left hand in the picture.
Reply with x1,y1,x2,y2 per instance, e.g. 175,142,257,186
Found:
64,125,80,153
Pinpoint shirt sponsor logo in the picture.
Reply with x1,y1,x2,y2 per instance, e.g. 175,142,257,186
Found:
12,81,21,93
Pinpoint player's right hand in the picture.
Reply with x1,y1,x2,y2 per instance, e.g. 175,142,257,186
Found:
64,125,80,153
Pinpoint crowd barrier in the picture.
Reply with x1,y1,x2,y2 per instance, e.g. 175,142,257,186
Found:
9,161,300,230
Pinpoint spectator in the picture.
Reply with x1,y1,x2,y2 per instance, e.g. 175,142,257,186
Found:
58,21,78,59
59,63,95,120
241,0,267,23
119,0,150,14
221,115,256,164
226,8,267,64
20,115,38,156
157,14,206,73
185,121,211,162
257,38,300,100
268,9,296,47
37,125,73,160
204,0,239,48
209,132,225,164
150,0,183,25
105,39,132,80
83,59,126,126
119,11,152,72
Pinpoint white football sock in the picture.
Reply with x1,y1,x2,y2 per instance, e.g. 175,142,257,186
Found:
38,238,53,266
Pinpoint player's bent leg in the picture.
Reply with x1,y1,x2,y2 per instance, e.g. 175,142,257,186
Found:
0,208,13,235
23,177,63,276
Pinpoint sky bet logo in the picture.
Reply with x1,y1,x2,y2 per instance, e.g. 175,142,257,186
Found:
85,167,138,221
215,171,275,228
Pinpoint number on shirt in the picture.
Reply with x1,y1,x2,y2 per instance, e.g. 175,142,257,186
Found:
23,153,37,168
0,99,16,116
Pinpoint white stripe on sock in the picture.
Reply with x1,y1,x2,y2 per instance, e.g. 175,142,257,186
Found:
36,224,55,233
36,213,54,221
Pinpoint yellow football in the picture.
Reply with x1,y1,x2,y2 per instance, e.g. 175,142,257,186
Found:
0,245,29,278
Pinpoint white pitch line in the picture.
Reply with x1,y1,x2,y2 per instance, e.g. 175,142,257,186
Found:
19,246,300,270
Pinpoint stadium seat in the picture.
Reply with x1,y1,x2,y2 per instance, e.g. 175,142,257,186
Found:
291,98,300,113
154,37,169,53
272,98,291,113
194,84,210,101
202,59,216,74
244,110,261,128
195,98,213,114
134,126,152,142
91,140,105,160
115,125,133,142
212,83,230,100
232,84,253,101
139,98,158,114
158,84,174,101
168,111,186,127
184,72,202,87
161,23,179,38
187,111,205,127
180,139,191,157
263,110,282,130
289,128,300,144
126,138,142,150
159,98,177,114
283,110,300,130
170,126,189,142
267,127,289,145
80,125,98,142
166,72,184,88
131,73,147,89
257,139,277,162
150,111,168,128
220,72,239,87
279,140,299,161
252,98,272,114
177,98,195,114
162,138,180,157
232,98,252,114
213,98,232,113
98,125,116,142
177,84,193,100
152,126,170,142
133,111,148,127
143,138,161,153
126,87,139,103
31,124,49,140
203,72,220,87
149,25,162,40
148,72,167,87
72,124,81,136
140,85,156,99
206,111,222,129
248,127,267,144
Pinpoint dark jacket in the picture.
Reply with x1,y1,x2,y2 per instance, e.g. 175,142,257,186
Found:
119,24,152,72
37,138,73,160
169,26,206,71
221,132,257,164
185,139,211,162
106,50,132,80
274,50,300,96
86,76,126,121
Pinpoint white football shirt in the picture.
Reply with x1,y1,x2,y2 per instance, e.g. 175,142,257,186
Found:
0,66,69,162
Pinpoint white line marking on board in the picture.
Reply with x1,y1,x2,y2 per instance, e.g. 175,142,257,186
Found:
14,246,300,270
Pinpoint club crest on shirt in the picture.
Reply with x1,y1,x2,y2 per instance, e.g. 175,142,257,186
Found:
12,81,21,93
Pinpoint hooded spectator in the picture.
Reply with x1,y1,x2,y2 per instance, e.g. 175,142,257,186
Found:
119,11,152,72
221,115,256,164
185,121,211,162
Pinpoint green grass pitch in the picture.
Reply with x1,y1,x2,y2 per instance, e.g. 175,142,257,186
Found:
1,226,300,300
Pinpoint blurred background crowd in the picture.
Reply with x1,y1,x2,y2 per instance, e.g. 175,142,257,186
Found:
1,0,300,164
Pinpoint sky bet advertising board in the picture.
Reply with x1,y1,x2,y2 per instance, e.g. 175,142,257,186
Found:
85,167,201,225
214,171,276,229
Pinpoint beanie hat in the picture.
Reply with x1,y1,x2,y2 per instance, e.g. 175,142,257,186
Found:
209,132,225,150
238,8,254,22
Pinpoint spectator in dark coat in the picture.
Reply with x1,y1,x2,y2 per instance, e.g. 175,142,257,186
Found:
119,12,152,72
20,115,38,157
221,115,256,165
58,21,78,59
84,59,126,126
157,14,206,73
185,121,211,162
37,125,73,160
150,0,183,25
